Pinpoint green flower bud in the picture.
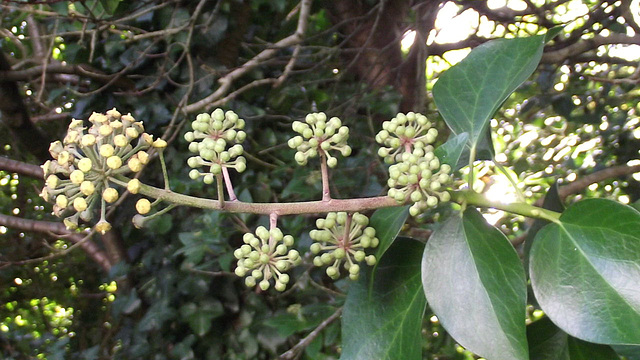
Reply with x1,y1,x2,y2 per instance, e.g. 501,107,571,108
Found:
259,280,270,291
245,276,256,288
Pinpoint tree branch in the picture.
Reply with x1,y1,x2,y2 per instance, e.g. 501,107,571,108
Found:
541,34,640,64
0,156,44,178
0,214,112,272
558,164,640,201
279,307,342,360
183,0,313,114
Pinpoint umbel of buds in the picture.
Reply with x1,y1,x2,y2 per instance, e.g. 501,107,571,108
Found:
376,112,452,216
185,108,247,184
376,112,437,164
288,112,352,168
309,212,378,280
233,226,301,291
41,108,163,233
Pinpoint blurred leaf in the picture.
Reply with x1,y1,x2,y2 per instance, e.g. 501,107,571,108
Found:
528,317,620,360
422,208,528,360
613,345,640,359
180,300,223,337
341,237,425,360
101,0,121,14
530,199,640,345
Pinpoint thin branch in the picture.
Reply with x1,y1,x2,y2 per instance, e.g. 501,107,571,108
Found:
553,164,640,204
279,307,343,360
0,214,111,272
183,0,313,113
275,0,313,87
0,156,44,178
541,34,640,64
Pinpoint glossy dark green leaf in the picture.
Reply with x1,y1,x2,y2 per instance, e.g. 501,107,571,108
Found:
422,208,528,360
370,205,409,260
341,237,426,360
433,34,548,148
530,199,640,345
528,317,620,360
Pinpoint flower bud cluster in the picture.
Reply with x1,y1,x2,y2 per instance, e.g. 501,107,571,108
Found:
233,226,301,291
185,109,247,184
309,212,378,280
288,112,351,168
41,108,159,233
376,112,452,216
376,112,437,164
387,154,452,216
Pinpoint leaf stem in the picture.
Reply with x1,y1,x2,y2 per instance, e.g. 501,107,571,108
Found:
158,150,170,190
108,178,561,221
450,190,561,223
216,174,225,208
468,144,476,191
221,166,237,201
320,152,331,201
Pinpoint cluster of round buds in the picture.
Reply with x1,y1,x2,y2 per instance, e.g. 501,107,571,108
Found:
287,112,351,168
40,108,164,233
185,109,247,184
376,112,438,164
387,154,452,216
376,112,452,216
309,212,378,280
233,226,301,292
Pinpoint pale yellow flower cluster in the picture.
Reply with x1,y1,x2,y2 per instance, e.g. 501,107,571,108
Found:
41,108,163,233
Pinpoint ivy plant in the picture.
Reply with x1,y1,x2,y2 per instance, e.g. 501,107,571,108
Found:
39,31,640,360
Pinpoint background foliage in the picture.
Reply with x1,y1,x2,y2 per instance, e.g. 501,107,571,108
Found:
1,0,640,359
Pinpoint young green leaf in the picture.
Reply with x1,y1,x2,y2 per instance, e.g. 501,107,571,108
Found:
422,208,528,360
530,199,640,345
341,237,425,360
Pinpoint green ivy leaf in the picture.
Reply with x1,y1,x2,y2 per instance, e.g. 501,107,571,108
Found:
527,317,620,360
433,32,555,149
530,199,640,345
341,237,425,360
422,208,528,360
434,132,469,169
370,205,409,261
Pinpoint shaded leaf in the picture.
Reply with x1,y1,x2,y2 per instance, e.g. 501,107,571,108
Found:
530,199,640,345
370,205,409,261
341,237,426,360
422,208,528,360
527,317,620,360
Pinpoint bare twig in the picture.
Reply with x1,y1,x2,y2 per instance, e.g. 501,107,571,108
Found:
279,307,343,360
183,0,314,113
0,156,44,178
0,214,111,272
275,0,313,87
